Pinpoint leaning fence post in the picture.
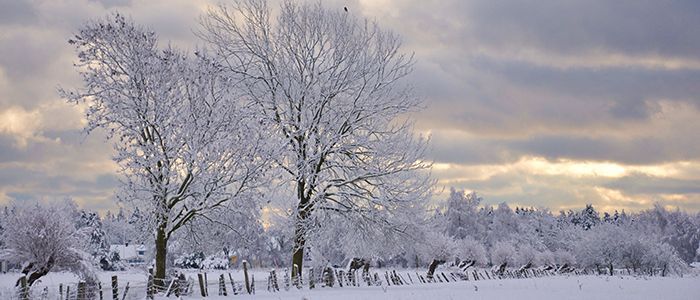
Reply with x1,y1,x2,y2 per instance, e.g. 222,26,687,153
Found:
204,272,209,297
147,274,154,299
228,273,237,295
18,275,28,300
198,273,206,297
121,282,129,300
243,261,251,294
165,278,177,297
249,274,256,295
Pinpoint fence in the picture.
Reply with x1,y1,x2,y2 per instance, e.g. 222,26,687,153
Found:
7,263,648,299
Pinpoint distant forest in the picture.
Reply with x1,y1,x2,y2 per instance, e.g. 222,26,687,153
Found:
90,188,699,276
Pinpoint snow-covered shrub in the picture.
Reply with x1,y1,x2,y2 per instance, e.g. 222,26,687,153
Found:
200,255,230,270
0,198,98,286
517,244,539,267
174,252,205,269
420,232,459,263
491,241,516,267
537,250,556,267
174,252,230,270
641,241,687,276
457,236,488,266
554,250,576,266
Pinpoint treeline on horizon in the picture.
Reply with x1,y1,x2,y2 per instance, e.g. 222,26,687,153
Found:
90,187,700,276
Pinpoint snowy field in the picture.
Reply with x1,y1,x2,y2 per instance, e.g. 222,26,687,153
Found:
1,269,698,300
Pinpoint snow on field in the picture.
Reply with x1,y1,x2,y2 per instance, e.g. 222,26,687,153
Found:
1,269,698,300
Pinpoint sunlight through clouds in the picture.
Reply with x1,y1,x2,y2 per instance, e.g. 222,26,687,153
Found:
0,0,699,215
0,106,43,148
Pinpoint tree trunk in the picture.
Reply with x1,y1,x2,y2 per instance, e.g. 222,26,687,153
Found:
427,260,446,279
292,215,307,280
292,181,310,280
155,224,168,289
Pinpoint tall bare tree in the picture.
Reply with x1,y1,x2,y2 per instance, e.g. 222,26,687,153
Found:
199,0,435,278
61,13,270,285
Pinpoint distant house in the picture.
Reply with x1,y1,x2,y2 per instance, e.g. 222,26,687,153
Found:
110,243,147,264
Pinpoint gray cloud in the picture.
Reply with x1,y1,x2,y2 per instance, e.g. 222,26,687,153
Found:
0,0,37,25
465,0,700,59
1,0,700,214
388,0,700,61
604,174,700,195
90,0,132,9
431,132,700,166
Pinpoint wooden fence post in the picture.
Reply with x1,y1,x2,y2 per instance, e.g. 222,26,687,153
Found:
77,281,86,300
165,278,177,297
243,261,251,294
273,269,279,291
337,270,344,287
121,282,129,300
284,268,290,291
219,274,227,296
292,264,300,288
146,274,154,299
198,274,206,297
228,273,237,295
309,268,315,289
111,276,118,300
18,275,28,300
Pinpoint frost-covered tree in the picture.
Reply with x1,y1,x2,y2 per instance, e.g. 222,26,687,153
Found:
102,208,138,245
199,0,434,277
74,210,109,259
576,223,625,275
0,198,97,287
442,188,481,239
61,13,270,284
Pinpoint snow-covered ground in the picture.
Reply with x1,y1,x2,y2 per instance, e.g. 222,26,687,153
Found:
1,269,698,299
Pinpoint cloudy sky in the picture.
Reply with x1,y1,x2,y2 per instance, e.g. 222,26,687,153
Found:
1,0,700,215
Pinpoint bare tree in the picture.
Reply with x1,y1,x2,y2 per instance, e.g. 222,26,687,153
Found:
199,0,435,278
61,13,270,285
0,198,98,287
